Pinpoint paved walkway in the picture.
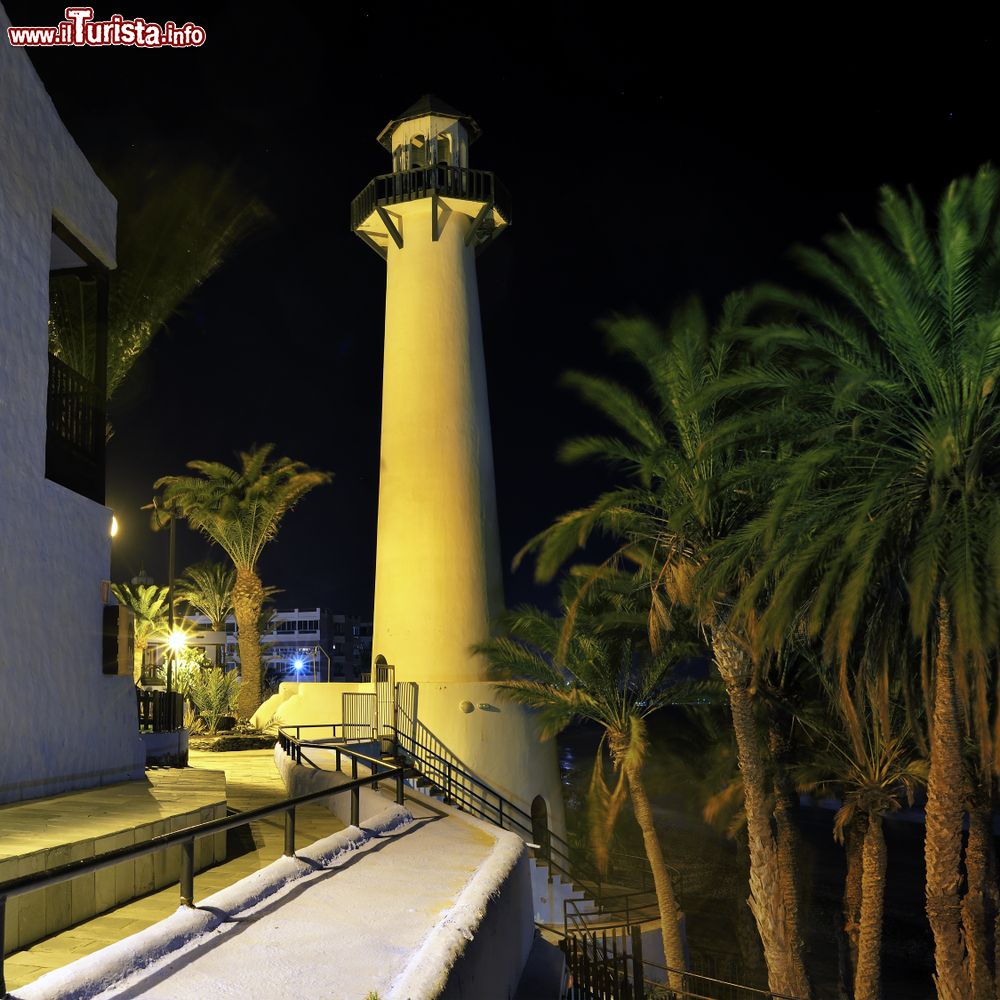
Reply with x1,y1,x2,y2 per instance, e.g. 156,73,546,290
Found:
94,806,496,999
0,768,225,864
4,750,342,992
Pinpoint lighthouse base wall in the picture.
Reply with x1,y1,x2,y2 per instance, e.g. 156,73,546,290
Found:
411,681,567,840
251,679,566,843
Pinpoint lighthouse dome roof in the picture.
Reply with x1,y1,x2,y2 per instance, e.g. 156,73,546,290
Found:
377,94,482,150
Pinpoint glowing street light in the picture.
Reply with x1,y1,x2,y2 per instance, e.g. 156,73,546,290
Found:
167,629,188,654
292,657,305,673
110,514,119,538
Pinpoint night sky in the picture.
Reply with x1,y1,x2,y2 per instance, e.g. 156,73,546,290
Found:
10,5,998,614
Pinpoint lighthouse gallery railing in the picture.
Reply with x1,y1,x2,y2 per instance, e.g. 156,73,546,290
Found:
350,164,512,232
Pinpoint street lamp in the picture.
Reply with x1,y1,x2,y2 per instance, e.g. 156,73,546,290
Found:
315,645,333,683
145,498,178,724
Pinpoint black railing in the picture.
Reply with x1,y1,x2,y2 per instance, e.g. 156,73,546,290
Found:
278,724,678,913
137,689,184,732
565,926,804,1000
0,760,406,996
566,925,646,1000
45,352,105,503
350,165,512,233
566,892,658,937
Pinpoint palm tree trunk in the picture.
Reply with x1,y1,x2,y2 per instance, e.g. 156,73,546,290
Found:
232,567,264,719
925,598,970,1000
734,830,770,990
625,760,687,993
842,812,868,998
853,812,886,1000
962,778,996,1000
712,621,811,999
770,717,811,987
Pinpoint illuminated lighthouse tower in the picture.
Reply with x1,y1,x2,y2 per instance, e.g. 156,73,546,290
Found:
352,96,564,835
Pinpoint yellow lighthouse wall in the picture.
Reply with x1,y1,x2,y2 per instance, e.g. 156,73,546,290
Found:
373,199,503,685
368,194,566,837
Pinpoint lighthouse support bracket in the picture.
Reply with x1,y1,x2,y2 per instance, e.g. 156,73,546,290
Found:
375,205,403,249
356,231,388,260
464,201,492,248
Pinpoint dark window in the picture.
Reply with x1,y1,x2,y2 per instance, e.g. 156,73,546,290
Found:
46,221,108,504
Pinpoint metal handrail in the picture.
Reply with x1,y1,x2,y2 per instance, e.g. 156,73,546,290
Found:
279,723,578,881
278,725,675,920
389,725,578,872
565,891,659,937
566,926,804,1000
0,759,407,996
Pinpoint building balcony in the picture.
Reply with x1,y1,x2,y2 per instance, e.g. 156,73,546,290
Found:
45,352,105,504
351,165,511,258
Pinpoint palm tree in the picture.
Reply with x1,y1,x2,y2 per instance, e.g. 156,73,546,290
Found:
110,582,169,683
49,154,268,427
719,166,1000,1000
152,445,331,718
175,562,235,632
794,666,927,1000
519,298,812,998
477,570,690,991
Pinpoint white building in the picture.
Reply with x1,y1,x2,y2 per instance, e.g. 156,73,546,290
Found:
147,608,373,685
0,24,144,803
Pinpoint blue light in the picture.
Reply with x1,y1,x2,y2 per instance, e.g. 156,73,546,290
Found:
293,658,305,672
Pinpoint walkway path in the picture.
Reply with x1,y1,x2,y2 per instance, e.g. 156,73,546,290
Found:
89,805,496,999
4,750,342,992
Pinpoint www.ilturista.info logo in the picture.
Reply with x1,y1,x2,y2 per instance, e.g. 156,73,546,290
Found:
6,7,206,47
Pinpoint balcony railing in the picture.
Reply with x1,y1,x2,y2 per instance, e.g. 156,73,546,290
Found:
351,165,511,236
45,352,105,504
137,689,184,732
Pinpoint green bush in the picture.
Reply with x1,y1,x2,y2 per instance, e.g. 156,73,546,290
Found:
187,669,240,733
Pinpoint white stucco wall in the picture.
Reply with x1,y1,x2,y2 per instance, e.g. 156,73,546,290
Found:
0,6,144,803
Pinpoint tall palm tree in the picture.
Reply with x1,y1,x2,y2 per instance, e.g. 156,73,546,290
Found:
476,570,690,991
519,298,812,997
153,445,331,718
110,582,169,683
718,166,1000,1000
794,666,927,1000
49,155,268,424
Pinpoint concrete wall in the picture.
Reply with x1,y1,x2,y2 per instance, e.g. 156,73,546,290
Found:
437,848,534,1000
0,6,144,804
251,680,370,731
2,799,225,956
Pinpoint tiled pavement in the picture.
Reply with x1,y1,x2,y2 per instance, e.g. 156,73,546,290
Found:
3,748,343,992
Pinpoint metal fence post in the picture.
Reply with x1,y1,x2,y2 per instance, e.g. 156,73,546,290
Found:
630,924,644,1000
351,757,360,826
395,770,404,805
284,806,296,857
180,838,195,907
